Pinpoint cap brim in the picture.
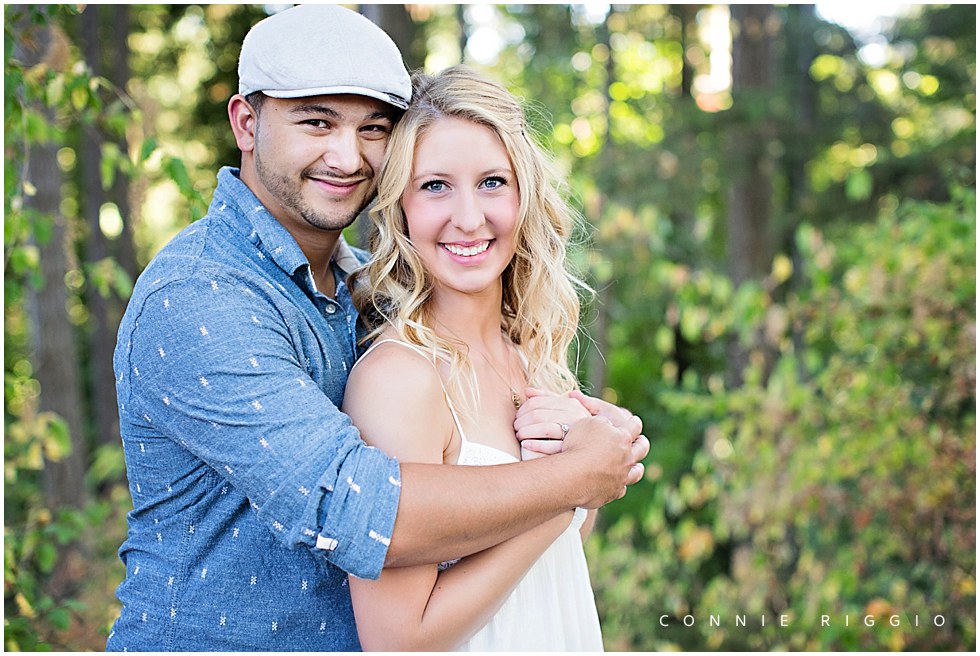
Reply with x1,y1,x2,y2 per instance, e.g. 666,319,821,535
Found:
259,85,409,110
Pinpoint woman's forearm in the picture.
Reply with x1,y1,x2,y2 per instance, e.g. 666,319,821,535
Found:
580,508,597,541
416,511,572,649
356,511,572,651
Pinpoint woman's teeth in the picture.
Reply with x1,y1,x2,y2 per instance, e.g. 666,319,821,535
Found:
444,241,490,257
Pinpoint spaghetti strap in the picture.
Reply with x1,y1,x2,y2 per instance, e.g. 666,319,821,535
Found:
356,338,470,444
357,338,430,363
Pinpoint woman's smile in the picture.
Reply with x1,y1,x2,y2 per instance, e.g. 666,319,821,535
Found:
441,239,494,261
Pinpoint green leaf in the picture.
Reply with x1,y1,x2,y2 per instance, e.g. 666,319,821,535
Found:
45,74,64,106
845,168,873,201
100,142,122,190
48,608,71,632
139,136,159,163
70,85,89,112
35,542,56,574
40,414,71,462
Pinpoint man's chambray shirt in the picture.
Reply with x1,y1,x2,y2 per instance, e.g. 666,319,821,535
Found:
107,167,401,651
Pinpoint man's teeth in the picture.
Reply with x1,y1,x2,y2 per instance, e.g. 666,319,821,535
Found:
444,241,490,257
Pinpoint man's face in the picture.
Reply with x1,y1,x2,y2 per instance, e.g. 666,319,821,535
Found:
248,94,397,235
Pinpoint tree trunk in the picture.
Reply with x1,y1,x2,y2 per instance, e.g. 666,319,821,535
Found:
671,4,700,99
356,4,419,249
782,5,818,375
727,3,776,287
359,3,418,68
78,5,122,449
784,4,817,243
584,9,617,396
111,5,139,284
33,153,90,511
727,4,778,385
456,4,467,63
17,21,89,511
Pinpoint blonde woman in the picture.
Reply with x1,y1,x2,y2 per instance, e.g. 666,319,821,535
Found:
343,65,604,651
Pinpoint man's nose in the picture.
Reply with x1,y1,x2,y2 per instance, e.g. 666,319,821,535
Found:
321,130,362,175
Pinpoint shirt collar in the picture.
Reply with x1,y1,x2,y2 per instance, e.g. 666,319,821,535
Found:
331,234,362,276
212,166,361,279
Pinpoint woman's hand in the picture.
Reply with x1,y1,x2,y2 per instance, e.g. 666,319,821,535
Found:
514,387,591,458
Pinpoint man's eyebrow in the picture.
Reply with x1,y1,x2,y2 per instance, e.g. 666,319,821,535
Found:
364,109,399,123
288,104,342,119
287,104,397,122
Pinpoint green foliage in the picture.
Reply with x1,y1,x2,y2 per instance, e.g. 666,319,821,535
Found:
3,3,976,651
5,5,158,649
588,190,976,650
4,501,98,651
4,5,85,649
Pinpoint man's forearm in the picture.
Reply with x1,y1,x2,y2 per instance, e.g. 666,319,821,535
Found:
385,414,647,568
385,457,575,568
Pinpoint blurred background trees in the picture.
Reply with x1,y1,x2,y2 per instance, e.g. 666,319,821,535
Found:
4,3,975,650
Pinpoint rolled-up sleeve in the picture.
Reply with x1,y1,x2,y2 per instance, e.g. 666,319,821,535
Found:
117,268,400,580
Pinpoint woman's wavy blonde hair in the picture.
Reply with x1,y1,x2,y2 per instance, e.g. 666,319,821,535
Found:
350,65,592,419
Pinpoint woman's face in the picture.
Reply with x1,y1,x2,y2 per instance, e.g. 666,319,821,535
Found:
401,117,520,302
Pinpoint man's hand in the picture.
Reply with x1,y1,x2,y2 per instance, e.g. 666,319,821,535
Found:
559,415,648,508
569,389,637,427
540,389,649,508
571,389,647,491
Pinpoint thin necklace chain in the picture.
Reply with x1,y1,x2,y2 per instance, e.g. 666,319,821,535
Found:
477,349,524,410
437,320,525,409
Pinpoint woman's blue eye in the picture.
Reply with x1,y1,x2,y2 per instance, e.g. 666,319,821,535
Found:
421,180,447,192
482,176,507,189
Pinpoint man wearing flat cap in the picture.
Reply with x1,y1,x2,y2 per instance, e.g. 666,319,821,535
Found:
107,5,646,650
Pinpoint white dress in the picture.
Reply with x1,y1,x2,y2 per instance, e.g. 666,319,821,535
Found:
449,439,604,652
362,340,604,652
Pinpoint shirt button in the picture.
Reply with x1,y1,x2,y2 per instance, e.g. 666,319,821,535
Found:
325,304,337,314
316,535,339,551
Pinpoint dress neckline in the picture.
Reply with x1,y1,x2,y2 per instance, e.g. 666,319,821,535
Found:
456,438,520,465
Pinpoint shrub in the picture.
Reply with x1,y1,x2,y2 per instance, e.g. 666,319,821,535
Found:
589,188,976,651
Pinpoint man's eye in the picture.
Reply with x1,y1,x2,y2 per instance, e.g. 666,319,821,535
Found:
361,124,392,139
304,119,329,129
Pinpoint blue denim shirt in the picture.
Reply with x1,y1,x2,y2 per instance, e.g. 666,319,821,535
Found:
107,167,401,651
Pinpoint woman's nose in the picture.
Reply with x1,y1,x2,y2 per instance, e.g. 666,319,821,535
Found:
451,190,486,232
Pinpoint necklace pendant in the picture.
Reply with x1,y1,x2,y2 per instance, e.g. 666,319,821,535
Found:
512,391,522,409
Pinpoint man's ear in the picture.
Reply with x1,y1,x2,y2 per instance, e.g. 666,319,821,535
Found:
228,94,258,153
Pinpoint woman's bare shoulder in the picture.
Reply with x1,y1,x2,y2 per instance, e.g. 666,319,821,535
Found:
351,337,443,391
344,335,450,462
